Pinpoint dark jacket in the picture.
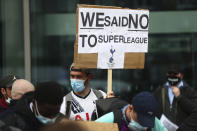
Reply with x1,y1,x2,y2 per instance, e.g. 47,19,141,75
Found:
0,100,19,119
95,98,130,131
113,109,130,131
176,95,197,131
154,81,197,126
0,92,44,131
0,120,22,131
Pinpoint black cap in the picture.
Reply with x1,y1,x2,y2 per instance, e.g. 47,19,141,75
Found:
70,63,91,75
0,75,20,89
167,64,182,74
132,92,157,128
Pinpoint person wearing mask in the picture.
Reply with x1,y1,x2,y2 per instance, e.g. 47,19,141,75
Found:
0,75,19,114
0,81,64,131
0,79,35,118
154,64,197,126
95,91,167,131
60,63,113,121
11,79,35,100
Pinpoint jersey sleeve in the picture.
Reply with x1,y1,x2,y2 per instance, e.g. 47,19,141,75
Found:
60,96,67,115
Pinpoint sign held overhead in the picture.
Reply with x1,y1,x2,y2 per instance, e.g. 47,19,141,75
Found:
75,5,149,69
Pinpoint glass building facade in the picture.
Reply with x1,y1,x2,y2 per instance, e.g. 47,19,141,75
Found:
1,0,197,100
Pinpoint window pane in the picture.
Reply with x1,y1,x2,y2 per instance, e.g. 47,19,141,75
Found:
0,0,24,78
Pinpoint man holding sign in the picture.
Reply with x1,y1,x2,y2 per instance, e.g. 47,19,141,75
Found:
60,63,113,121
65,4,148,121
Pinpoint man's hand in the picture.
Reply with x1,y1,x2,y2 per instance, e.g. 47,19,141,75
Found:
172,86,181,98
107,91,115,98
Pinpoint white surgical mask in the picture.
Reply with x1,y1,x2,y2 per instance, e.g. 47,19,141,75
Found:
6,97,12,104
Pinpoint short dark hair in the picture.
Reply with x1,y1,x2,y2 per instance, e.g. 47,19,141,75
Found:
0,75,20,89
35,81,63,105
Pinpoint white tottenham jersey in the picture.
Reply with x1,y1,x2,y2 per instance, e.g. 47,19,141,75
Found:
60,89,106,121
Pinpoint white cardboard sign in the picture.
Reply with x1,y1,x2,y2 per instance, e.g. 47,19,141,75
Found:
78,7,149,69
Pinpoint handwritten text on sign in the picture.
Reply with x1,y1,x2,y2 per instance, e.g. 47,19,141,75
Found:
78,8,149,69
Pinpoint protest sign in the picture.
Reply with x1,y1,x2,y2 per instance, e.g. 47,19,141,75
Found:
74,4,148,69
46,119,119,131
74,4,149,92
75,121,119,131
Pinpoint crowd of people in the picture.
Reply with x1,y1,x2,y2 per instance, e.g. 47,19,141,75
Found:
0,63,197,131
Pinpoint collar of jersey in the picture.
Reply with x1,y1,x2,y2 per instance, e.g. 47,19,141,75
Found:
72,89,91,99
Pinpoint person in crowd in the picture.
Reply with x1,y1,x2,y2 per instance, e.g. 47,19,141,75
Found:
60,63,113,121
11,79,35,100
0,75,19,114
0,81,64,131
154,64,197,126
95,91,167,131
0,79,35,118
171,86,197,131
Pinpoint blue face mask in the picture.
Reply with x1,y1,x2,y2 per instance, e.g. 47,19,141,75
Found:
70,79,86,92
35,114,57,124
34,101,58,124
128,112,148,131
